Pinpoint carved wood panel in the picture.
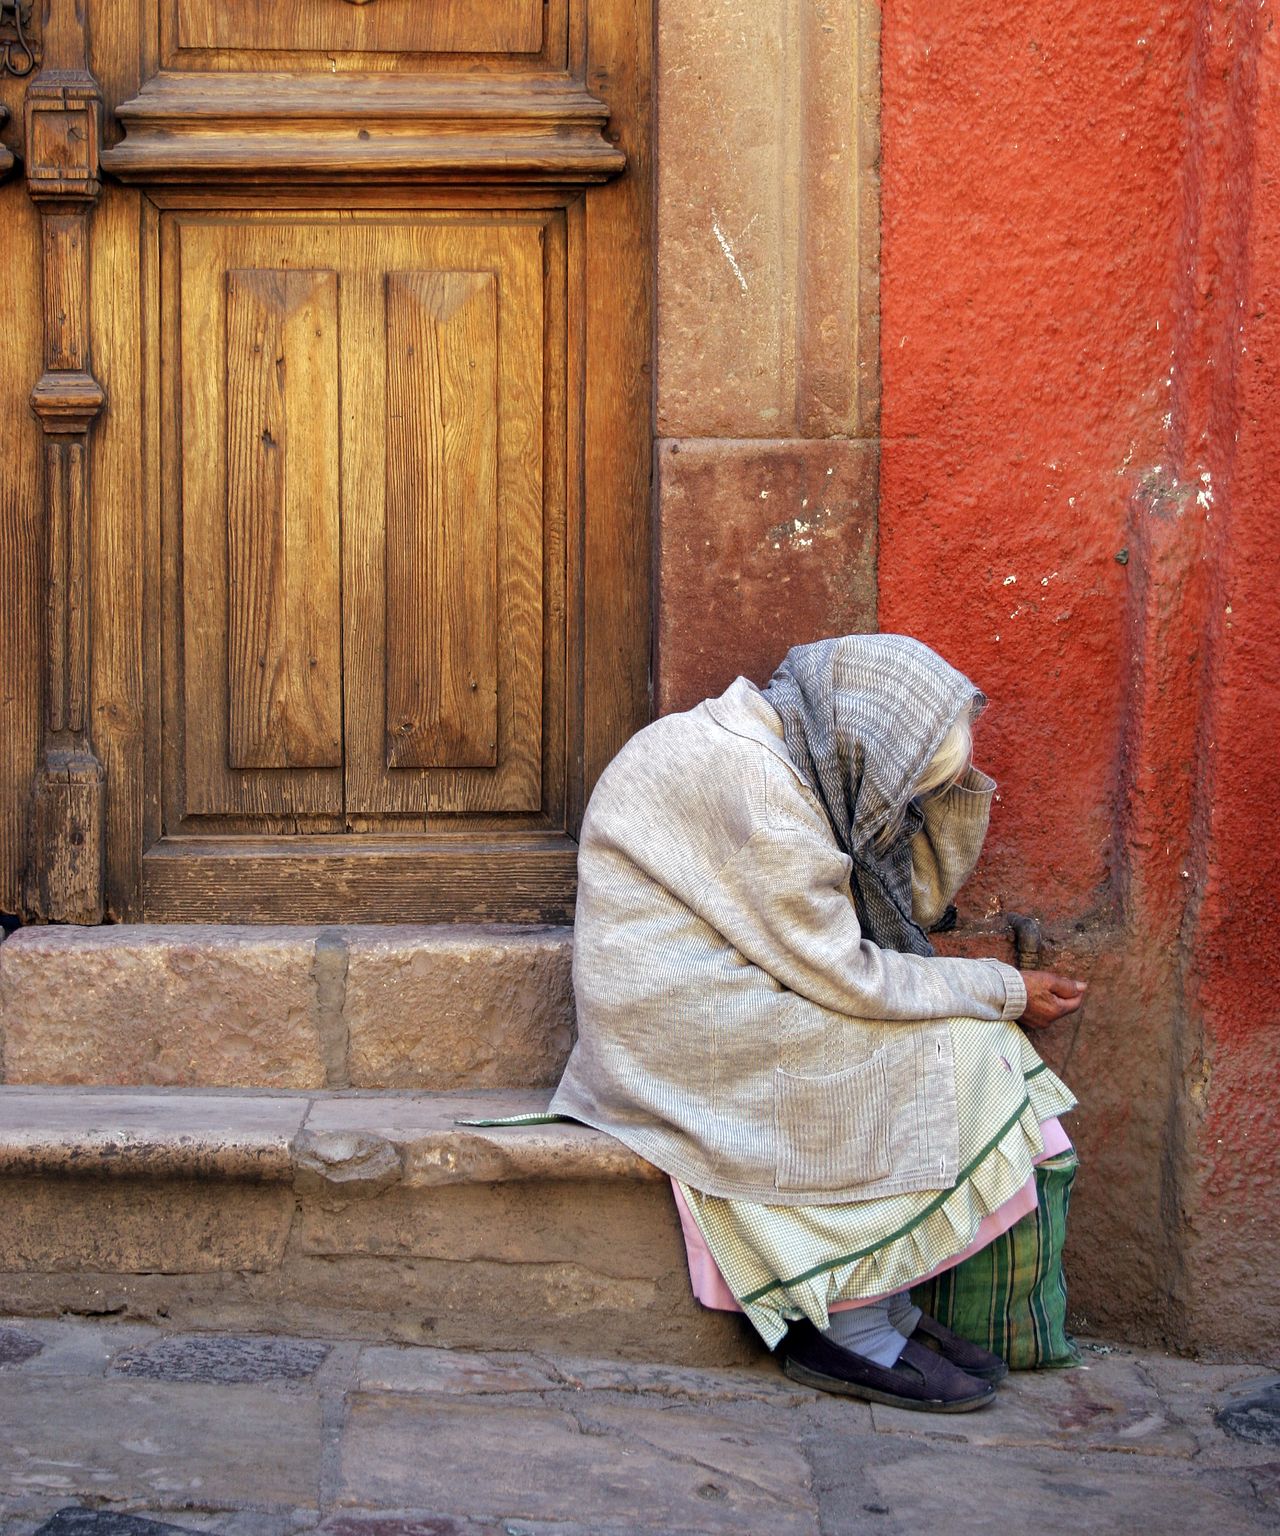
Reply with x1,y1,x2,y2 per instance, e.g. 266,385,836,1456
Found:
168,211,556,830
176,0,544,56
156,0,569,75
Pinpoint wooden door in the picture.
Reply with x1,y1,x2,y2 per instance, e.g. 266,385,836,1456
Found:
0,0,651,924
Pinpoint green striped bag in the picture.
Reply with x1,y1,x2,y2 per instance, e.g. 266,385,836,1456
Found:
911,1151,1081,1370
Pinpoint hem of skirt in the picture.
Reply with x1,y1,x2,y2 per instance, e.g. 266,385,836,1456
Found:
547,1084,1060,1207
673,1116,1074,1319
705,1094,1073,1349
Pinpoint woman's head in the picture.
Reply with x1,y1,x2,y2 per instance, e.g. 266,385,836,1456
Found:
762,634,983,859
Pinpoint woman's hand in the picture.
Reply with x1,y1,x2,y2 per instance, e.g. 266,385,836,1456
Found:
1019,970,1087,1029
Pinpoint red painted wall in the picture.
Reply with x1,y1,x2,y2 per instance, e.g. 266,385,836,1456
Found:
1182,0,1280,1329
879,0,1280,1350
879,2,1189,922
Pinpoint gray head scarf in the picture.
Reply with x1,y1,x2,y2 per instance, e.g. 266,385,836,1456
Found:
761,634,985,957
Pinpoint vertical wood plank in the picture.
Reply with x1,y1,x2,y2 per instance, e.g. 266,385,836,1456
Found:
384,269,498,769
225,267,342,770
0,181,43,917
90,3,149,918
582,0,654,811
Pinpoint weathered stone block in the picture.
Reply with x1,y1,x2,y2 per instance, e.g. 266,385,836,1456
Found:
343,926,574,1090
0,1088,308,1180
300,1091,661,1187
295,1179,683,1280
655,438,878,714
0,924,326,1089
0,1176,292,1272
656,0,872,438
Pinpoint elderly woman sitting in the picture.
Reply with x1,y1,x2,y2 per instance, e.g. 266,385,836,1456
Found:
551,634,1084,1412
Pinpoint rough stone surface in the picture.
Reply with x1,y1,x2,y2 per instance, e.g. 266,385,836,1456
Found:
0,926,326,1089
0,1379,323,1507
870,1353,1196,1457
0,1176,292,1273
0,1089,307,1181
338,1395,818,1533
111,1335,331,1385
654,438,878,715
0,1324,43,1367
857,1444,1270,1536
32,1514,190,1536
320,1522,481,1536
0,1088,750,1366
294,1177,682,1277
1217,1378,1280,1448
300,1092,662,1187
343,926,574,1091
656,1,873,438
0,1320,1276,1534
355,1344,561,1397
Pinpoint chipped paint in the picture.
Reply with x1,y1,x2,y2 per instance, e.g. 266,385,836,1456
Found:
710,214,749,294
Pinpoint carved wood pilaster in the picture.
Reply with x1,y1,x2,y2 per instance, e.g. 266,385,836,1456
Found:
23,0,105,924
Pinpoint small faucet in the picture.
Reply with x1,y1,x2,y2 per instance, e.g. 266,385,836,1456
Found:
1008,913,1043,972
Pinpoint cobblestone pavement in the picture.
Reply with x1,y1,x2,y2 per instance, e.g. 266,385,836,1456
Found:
0,1318,1276,1535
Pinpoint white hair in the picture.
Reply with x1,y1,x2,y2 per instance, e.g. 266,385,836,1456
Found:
873,711,973,854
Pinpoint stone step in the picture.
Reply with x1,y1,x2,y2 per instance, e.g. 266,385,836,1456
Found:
0,1085,753,1367
0,923,574,1092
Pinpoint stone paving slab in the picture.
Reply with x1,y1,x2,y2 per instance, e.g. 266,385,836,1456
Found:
354,1345,561,1398
338,1395,818,1534
869,1353,1198,1456
0,1380,322,1510
0,1320,1276,1536
110,1336,332,1387
861,1442,1272,1536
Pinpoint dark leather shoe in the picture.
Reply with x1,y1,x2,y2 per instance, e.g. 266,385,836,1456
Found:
910,1312,1009,1384
781,1320,996,1412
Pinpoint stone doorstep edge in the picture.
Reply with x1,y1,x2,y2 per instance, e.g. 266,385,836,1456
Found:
0,1088,664,1191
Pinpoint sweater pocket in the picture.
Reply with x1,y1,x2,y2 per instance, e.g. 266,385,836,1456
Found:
773,1053,893,1192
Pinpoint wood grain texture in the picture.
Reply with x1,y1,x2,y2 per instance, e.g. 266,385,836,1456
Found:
581,0,654,811
0,184,44,917
22,0,109,923
90,180,148,921
141,836,578,924
177,224,342,819
338,217,547,818
101,73,624,187
30,750,105,924
24,0,656,923
159,0,568,72
172,213,550,832
225,267,342,770
176,0,544,56
385,270,498,770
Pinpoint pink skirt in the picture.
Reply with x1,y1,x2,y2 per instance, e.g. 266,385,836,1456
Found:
673,1115,1074,1313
